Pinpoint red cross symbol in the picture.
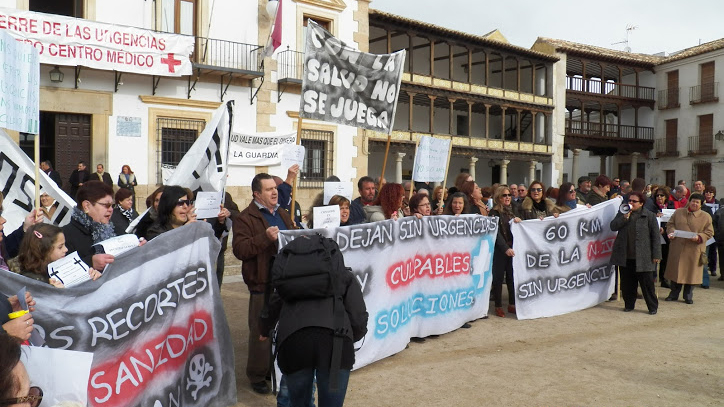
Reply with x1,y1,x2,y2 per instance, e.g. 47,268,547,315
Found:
161,53,182,73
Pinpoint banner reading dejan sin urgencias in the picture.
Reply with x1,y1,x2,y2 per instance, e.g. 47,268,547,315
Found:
299,20,405,134
0,223,237,407
511,198,620,320
279,215,497,369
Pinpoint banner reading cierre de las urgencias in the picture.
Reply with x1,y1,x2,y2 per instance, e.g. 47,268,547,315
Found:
299,20,405,134
279,215,497,368
0,223,237,407
511,198,620,320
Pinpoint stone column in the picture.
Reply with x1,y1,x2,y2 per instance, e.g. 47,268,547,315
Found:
395,152,406,184
571,149,581,182
631,152,640,179
529,160,537,184
469,157,479,181
500,159,510,184
600,155,607,176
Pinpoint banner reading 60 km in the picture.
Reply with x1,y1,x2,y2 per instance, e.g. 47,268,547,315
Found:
279,215,498,369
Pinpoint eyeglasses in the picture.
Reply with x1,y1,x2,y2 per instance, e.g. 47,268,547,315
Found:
0,386,43,407
176,199,194,207
93,201,114,209
530,188,543,192
501,193,512,197
656,194,667,197
628,200,641,204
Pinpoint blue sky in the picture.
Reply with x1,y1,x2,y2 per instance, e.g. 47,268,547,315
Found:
371,0,723,56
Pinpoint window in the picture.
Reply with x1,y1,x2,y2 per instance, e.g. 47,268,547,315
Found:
299,129,334,188
30,0,83,17
692,161,711,187
156,117,206,183
698,114,714,153
161,0,196,35
665,119,677,153
664,170,675,189
302,16,332,51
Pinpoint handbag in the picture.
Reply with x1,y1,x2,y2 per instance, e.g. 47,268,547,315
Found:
699,251,708,266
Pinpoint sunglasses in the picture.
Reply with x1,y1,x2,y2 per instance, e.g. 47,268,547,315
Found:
530,188,543,192
93,201,114,209
656,194,667,197
176,199,194,207
0,386,43,407
501,193,512,197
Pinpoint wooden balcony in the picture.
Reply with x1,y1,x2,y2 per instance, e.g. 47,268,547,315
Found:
688,135,717,156
566,76,655,101
657,88,680,110
365,130,552,155
690,83,719,104
654,138,679,157
566,119,653,140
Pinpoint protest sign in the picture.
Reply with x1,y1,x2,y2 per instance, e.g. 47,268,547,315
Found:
313,205,340,228
92,234,141,257
227,132,296,166
323,181,353,204
299,20,405,133
0,29,39,133
0,129,75,233
0,222,237,407
411,136,451,183
22,346,94,406
47,251,90,288
194,191,223,219
280,214,497,368
511,199,619,320
0,8,194,76
281,144,306,171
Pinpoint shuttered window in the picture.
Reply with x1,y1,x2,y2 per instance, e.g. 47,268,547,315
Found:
665,119,677,153
699,114,713,153
701,62,715,101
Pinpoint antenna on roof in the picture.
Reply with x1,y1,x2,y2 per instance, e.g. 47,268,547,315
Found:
611,24,638,52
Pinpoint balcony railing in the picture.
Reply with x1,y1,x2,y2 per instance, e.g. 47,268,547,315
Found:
654,138,679,157
278,49,304,81
690,83,719,104
688,135,717,156
566,76,655,100
657,88,680,109
565,119,654,140
193,37,262,72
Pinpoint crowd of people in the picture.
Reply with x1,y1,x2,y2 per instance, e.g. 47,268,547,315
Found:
1,159,723,406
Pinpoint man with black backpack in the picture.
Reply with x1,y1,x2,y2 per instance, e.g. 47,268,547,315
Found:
260,234,368,407
232,172,294,394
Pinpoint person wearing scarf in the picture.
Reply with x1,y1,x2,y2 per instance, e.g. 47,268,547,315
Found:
489,186,522,317
110,188,140,235
62,181,117,271
520,181,554,220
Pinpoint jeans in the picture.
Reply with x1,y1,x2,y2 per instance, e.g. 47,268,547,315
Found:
285,368,350,407
277,375,316,407
702,265,710,287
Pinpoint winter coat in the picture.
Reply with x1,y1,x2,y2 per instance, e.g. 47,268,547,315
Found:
609,208,662,272
232,202,293,293
363,205,385,222
489,207,516,275
519,197,555,220
714,207,724,243
62,218,96,267
552,204,571,216
587,187,609,206
664,208,713,285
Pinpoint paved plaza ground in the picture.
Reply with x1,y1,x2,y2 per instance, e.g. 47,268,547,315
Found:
221,259,724,407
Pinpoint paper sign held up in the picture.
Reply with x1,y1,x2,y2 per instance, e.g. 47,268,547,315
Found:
313,205,341,229
281,144,306,171
324,182,353,204
411,136,451,183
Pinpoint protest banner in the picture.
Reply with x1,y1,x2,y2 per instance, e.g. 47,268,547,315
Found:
0,8,194,76
0,29,39,134
411,136,452,183
0,222,237,407
227,132,296,166
0,129,75,232
511,198,619,320
299,20,405,134
279,214,497,368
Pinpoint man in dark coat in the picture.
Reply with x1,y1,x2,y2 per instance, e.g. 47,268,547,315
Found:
41,160,62,188
232,173,293,395
68,161,90,200
350,176,377,224
93,164,114,187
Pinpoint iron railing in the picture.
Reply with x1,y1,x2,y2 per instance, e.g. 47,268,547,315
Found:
193,36,262,72
689,83,719,104
565,119,654,140
657,88,680,109
688,135,716,155
566,76,655,100
654,138,679,157
278,49,304,81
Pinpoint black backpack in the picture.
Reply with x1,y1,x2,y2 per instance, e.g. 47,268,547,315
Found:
271,234,345,302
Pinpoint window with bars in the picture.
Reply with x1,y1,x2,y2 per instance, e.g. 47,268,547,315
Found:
156,117,206,183
299,129,334,188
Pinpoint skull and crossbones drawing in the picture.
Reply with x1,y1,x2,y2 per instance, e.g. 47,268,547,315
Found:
186,354,214,400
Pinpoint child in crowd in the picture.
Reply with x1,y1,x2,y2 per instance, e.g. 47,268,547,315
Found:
17,223,101,288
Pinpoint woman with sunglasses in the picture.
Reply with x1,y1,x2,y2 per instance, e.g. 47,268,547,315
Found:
553,182,590,216
520,181,554,220
0,333,43,407
62,181,118,272
146,185,198,240
489,186,522,317
609,191,661,314
644,187,675,288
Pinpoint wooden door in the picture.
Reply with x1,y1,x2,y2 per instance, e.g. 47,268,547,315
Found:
701,62,715,101
55,113,91,193
666,70,679,106
665,119,677,153
695,163,712,187
699,114,713,153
